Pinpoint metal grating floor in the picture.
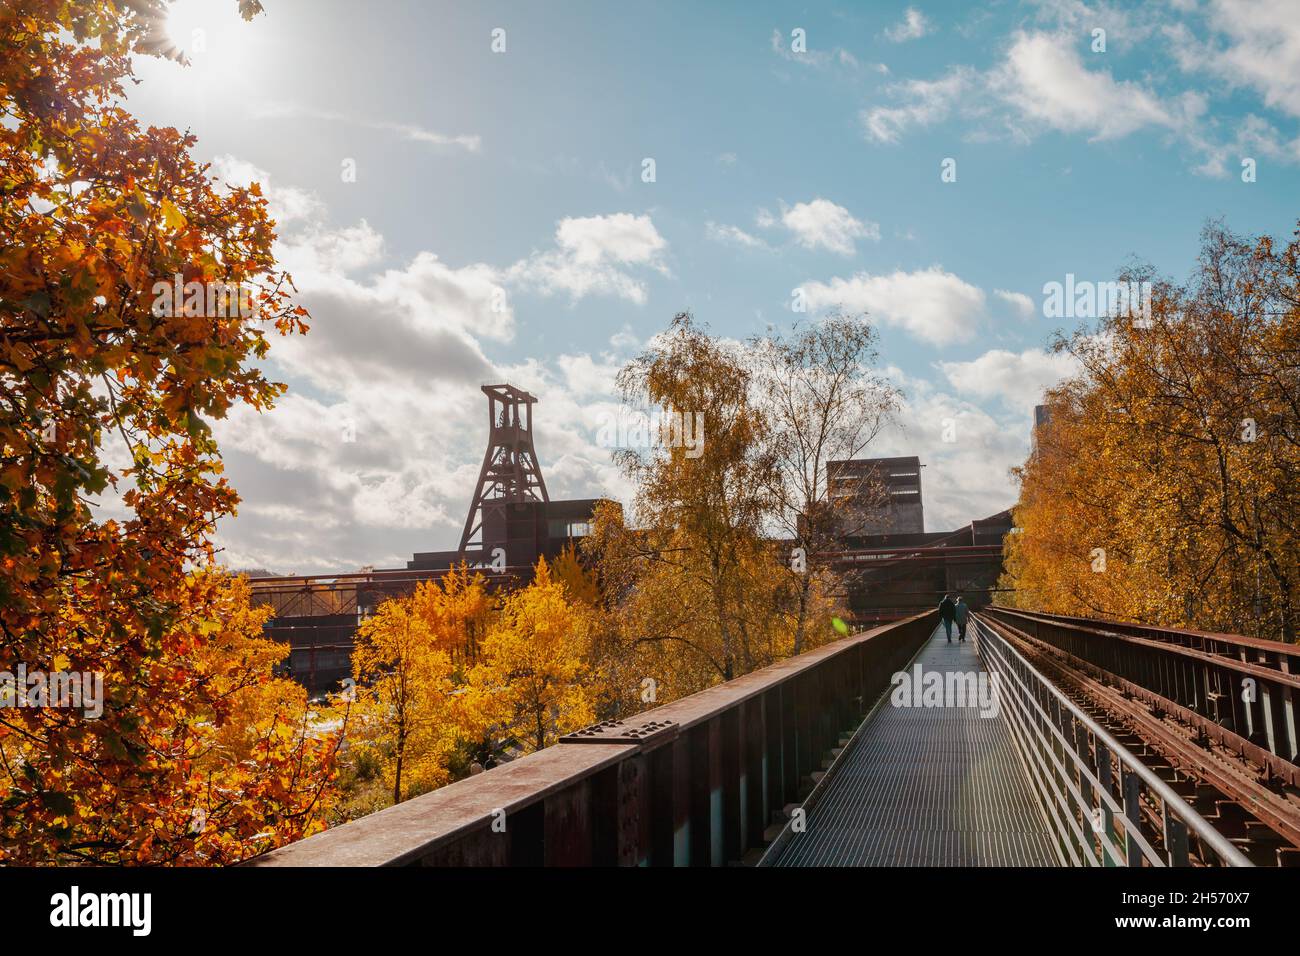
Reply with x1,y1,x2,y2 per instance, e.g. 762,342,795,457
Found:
771,625,1059,866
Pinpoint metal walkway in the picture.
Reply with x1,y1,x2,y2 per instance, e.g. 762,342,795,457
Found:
772,624,1060,866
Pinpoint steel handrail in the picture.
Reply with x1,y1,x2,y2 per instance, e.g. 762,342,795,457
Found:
983,625,1150,865
975,614,1252,867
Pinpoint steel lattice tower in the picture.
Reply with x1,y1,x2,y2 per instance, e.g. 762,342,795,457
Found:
457,384,549,554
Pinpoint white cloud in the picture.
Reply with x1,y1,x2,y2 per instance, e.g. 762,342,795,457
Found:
885,8,932,43
1168,0,1300,118
705,221,768,249
938,347,1079,412
555,213,666,267
769,28,861,70
861,68,974,143
994,289,1037,320
862,30,1212,158
269,250,503,398
382,122,481,152
1024,0,1157,47
212,381,483,571
556,353,625,398
799,266,986,344
208,154,324,225
1187,113,1300,177
277,220,386,278
781,199,879,255
869,370,1030,530
608,325,639,350
507,213,670,304
858,4,1300,173
251,101,481,151
990,31,1194,141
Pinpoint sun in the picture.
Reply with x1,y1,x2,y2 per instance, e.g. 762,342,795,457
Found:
147,0,255,92
163,0,212,60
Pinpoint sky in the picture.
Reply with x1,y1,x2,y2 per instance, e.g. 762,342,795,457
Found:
119,0,1300,574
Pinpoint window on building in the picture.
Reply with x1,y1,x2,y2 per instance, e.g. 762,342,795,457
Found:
548,519,592,539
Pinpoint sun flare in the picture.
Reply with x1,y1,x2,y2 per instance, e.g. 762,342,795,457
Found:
163,0,210,58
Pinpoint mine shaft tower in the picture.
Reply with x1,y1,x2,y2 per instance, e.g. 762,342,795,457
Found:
457,383,550,554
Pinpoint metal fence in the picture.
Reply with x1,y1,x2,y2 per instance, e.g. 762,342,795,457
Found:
974,614,1252,867
983,606,1300,782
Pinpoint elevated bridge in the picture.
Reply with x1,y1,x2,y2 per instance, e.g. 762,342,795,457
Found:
253,608,1298,868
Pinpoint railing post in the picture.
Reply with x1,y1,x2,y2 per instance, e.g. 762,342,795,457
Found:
1122,768,1144,866
1073,717,1094,860
796,675,812,784
648,741,676,866
688,721,723,866
1097,747,1115,867
764,688,782,829
721,708,742,862
543,777,593,866
1163,809,1190,867
671,736,691,866
745,694,767,850
781,682,798,806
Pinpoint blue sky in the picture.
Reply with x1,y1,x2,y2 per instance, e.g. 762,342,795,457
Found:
119,0,1300,573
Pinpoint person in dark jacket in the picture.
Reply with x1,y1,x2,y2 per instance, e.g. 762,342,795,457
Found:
955,596,970,642
939,594,956,642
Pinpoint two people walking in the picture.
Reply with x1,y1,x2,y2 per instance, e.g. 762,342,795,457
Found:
938,594,969,643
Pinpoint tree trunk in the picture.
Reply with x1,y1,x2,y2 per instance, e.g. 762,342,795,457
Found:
792,574,811,655
393,713,406,804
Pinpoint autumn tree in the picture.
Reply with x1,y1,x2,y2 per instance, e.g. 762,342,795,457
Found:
1002,221,1300,641
610,314,770,687
350,598,459,805
0,570,341,864
465,558,595,753
553,540,641,719
749,313,900,653
583,313,850,702
0,1,332,863
409,562,494,669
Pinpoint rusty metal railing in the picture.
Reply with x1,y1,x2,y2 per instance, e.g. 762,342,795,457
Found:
984,606,1300,783
248,611,935,867
975,614,1252,867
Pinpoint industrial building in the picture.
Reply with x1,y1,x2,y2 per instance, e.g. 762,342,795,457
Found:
827,455,925,536
250,383,612,695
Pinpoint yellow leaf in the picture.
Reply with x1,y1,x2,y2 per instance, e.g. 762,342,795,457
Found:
160,197,187,232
